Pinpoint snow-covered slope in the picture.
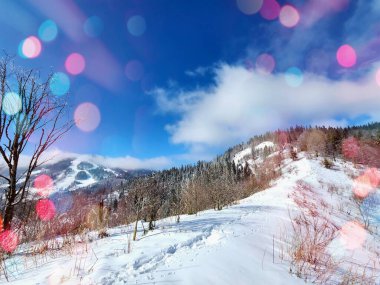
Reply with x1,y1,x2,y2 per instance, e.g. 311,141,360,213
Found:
232,147,252,165
233,141,276,172
4,154,380,284
255,141,275,151
232,141,275,164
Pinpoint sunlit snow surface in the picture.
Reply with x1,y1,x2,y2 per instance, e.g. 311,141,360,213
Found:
4,154,380,284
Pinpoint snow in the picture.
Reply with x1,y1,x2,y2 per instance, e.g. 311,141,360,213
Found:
34,158,119,193
233,141,277,171
52,158,99,191
255,141,275,151
232,147,252,165
3,154,380,284
232,141,275,166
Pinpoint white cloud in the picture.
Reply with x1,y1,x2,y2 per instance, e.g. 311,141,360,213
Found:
5,148,172,170
185,66,210,77
155,64,380,149
88,154,172,170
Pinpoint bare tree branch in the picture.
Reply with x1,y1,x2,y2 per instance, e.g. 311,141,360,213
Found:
0,58,73,228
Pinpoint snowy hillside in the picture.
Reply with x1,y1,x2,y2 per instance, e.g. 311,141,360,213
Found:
232,147,252,165
255,141,275,151
232,140,276,172
4,153,380,284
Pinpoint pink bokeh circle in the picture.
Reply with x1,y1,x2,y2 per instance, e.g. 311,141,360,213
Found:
260,0,280,20
336,45,357,68
256,53,276,74
74,102,101,132
65,53,86,75
279,5,300,28
21,36,42,59
34,174,54,197
0,230,19,253
36,199,56,221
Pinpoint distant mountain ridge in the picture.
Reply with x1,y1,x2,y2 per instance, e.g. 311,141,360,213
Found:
0,155,153,194
40,156,152,192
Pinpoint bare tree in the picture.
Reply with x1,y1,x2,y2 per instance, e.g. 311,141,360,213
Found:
306,129,327,157
127,178,150,241
206,163,234,211
298,129,327,157
182,179,203,215
0,57,72,229
144,178,163,231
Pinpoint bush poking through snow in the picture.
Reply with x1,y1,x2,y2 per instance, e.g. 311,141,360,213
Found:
286,211,338,284
323,158,334,169
290,147,298,161
98,229,109,239
339,265,378,285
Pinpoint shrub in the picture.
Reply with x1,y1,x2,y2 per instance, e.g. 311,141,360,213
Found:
323,158,333,169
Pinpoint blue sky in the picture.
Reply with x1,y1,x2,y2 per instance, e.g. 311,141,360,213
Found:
1,0,380,169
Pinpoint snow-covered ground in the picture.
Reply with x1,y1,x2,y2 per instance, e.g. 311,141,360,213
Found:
232,147,252,165
3,154,380,284
232,141,276,172
255,141,274,151
232,141,275,166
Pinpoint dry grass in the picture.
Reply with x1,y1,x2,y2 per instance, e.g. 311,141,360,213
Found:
281,181,380,284
286,211,338,284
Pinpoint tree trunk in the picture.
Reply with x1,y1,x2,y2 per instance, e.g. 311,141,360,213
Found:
148,214,155,231
3,202,14,230
3,185,16,230
4,153,19,230
133,212,139,241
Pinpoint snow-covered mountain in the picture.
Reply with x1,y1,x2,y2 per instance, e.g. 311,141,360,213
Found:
37,158,126,191
39,157,152,192
0,156,152,194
